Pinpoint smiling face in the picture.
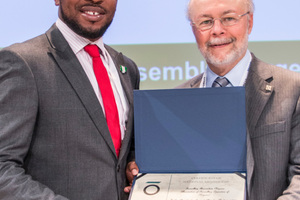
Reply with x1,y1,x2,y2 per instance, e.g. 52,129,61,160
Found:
189,0,253,76
55,0,117,41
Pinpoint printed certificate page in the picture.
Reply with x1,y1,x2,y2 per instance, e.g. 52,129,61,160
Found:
130,173,246,200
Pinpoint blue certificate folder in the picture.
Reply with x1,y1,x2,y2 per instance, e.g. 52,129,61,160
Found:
134,87,247,173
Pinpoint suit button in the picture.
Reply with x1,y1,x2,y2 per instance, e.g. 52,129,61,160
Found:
117,165,120,172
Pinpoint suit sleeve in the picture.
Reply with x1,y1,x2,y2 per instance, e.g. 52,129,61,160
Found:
278,90,300,199
0,49,68,200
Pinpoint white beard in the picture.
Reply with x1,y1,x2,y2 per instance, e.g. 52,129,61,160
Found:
200,32,249,68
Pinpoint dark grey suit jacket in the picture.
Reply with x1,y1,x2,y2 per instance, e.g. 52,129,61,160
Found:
0,24,140,200
177,54,300,200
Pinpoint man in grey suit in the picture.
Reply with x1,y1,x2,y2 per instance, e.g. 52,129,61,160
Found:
178,0,300,199
0,0,139,199
126,0,300,199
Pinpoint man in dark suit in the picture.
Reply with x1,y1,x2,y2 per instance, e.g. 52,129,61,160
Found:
126,0,300,199
0,0,139,199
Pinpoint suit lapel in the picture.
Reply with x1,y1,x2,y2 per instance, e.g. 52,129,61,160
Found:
245,55,274,197
245,55,274,133
105,45,133,107
189,73,204,88
45,25,117,158
106,45,134,160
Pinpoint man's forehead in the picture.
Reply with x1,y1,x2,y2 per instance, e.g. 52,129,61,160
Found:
189,0,246,18
190,0,245,10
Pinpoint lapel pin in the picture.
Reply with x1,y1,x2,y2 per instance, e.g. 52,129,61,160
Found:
120,65,127,74
265,85,272,92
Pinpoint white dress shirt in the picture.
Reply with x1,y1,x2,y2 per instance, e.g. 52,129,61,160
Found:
56,18,129,139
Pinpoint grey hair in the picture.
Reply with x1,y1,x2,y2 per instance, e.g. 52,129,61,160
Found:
246,0,255,14
187,0,255,21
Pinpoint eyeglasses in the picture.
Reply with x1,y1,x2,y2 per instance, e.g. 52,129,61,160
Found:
192,12,250,31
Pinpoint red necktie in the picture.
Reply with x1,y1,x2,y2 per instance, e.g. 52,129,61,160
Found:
84,44,121,157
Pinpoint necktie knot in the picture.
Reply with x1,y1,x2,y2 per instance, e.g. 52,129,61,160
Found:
212,77,230,87
84,44,100,58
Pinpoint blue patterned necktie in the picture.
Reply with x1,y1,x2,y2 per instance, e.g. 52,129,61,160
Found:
212,77,230,87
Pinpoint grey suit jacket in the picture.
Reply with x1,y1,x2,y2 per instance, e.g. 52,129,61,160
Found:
0,24,140,200
177,54,300,200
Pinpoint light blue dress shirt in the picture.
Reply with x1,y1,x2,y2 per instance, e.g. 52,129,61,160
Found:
206,50,252,87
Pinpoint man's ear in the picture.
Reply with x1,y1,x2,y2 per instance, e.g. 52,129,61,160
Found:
54,0,60,6
248,13,254,35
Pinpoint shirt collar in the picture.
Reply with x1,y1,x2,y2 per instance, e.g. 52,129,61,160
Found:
55,18,106,57
206,50,252,87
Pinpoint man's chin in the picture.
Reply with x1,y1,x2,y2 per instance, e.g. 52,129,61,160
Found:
79,21,112,40
78,29,103,40
62,16,112,40
206,54,232,64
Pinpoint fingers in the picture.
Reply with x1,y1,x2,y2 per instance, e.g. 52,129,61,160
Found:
128,161,139,176
124,185,132,193
124,161,140,193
